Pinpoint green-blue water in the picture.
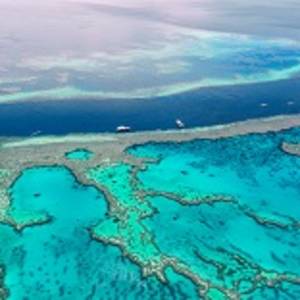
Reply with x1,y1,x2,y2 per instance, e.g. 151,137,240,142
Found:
1,127,300,299
130,128,300,221
65,149,93,161
128,127,300,298
0,167,201,300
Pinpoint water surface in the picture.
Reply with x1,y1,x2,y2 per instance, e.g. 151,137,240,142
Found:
0,167,202,299
1,0,300,135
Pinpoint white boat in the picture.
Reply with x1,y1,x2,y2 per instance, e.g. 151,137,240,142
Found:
175,119,185,129
260,103,268,107
116,125,131,133
30,130,42,137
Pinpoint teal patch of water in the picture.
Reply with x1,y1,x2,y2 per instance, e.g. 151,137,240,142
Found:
144,195,300,292
0,166,201,299
2,127,300,299
129,128,300,220
65,148,93,160
245,285,300,300
129,127,300,297
164,267,201,299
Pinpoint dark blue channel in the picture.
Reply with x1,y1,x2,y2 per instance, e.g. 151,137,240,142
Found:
0,78,299,136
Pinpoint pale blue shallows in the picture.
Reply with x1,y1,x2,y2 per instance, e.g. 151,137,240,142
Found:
65,149,94,160
1,127,300,299
129,127,300,299
0,167,199,300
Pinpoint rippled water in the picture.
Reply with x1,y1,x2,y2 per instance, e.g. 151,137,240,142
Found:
129,127,300,298
0,167,203,299
1,128,299,298
1,1,300,299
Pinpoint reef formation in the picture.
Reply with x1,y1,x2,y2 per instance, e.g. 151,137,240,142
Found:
0,115,300,299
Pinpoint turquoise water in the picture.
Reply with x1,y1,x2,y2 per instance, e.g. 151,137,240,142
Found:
1,128,300,299
128,127,300,298
130,128,300,221
0,167,203,299
65,149,93,161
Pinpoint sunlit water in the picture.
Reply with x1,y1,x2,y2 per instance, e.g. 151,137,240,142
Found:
1,128,300,298
1,1,300,298
0,167,199,300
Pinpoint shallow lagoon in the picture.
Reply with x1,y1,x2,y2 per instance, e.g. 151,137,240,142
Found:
130,127,300,221
1,127,300,299
129,127,300,298
65,148,94,161
0,167,202,300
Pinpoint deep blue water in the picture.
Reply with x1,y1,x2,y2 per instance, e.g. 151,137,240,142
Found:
0,78,300,136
